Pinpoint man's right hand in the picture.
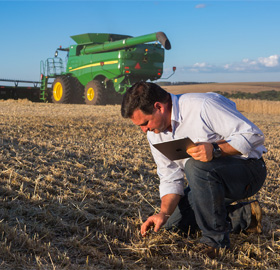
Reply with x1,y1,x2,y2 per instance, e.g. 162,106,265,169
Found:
141,193,181,237
141,212,169,237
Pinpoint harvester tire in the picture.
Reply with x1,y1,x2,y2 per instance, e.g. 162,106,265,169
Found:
106,88,123,105
52,76,73,104
69,77,85,104
84,80,104,105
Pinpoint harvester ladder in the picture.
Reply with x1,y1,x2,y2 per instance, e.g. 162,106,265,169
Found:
39,58,65,101
39,75,48,101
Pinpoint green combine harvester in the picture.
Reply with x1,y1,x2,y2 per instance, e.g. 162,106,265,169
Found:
39,31,173,105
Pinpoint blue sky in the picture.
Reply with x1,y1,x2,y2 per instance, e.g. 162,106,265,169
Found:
0,0,280,83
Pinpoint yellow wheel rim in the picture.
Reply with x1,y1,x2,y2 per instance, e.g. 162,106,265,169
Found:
87,87,95,101
53,82,63,101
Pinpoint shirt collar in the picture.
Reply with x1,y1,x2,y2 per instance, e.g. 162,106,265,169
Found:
170,93,182,134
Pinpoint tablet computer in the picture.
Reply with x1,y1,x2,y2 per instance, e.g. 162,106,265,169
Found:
153,137,195,161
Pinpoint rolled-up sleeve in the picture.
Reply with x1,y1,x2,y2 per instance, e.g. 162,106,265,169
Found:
149,140,185,198
225,131,264,157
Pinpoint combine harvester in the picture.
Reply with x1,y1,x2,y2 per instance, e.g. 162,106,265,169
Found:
0,31,175,105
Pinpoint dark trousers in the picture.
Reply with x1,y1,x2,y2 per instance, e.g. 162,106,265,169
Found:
164,157,266,248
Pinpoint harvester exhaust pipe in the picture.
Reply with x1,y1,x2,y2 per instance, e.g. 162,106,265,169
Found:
156,32,171,50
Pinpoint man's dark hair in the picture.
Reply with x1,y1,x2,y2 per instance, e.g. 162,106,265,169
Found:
121,81,171,118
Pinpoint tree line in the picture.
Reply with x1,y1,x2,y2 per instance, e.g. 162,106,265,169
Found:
215,90,280,101
158,81,214,86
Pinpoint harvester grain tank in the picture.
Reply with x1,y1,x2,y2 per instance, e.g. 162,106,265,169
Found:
40,31,172,105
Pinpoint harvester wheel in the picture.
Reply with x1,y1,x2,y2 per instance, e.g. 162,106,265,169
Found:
105,88,123,105
84,80,104,105
69,77,85,104
52,76,73,104
104,80,123,105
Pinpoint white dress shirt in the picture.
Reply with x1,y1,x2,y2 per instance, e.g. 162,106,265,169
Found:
147,92,267,198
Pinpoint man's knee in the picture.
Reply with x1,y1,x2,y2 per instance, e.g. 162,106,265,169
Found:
184,158,207,180
185,158,200,172
184,158,220,186
185,158,211,171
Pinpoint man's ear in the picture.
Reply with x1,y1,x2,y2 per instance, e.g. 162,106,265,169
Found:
154,102,163,111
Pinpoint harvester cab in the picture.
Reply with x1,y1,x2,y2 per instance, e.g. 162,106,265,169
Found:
55,46,69,58
40,31,173,105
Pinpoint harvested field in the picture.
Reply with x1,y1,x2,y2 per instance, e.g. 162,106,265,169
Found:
0,99,279,269
164,82,280,95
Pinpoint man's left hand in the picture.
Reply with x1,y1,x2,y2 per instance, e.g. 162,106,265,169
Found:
187,142,213,162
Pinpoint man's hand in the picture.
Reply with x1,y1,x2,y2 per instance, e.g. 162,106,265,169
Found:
187,142,213,162
141,212,169,236
141,193,181,237
187,140,241,162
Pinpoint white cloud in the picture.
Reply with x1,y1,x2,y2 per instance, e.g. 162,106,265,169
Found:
226,55,280,71
191,62,213,72
185,54,280,73
258,55,279,67
193,62,208,68
195,4,206,9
